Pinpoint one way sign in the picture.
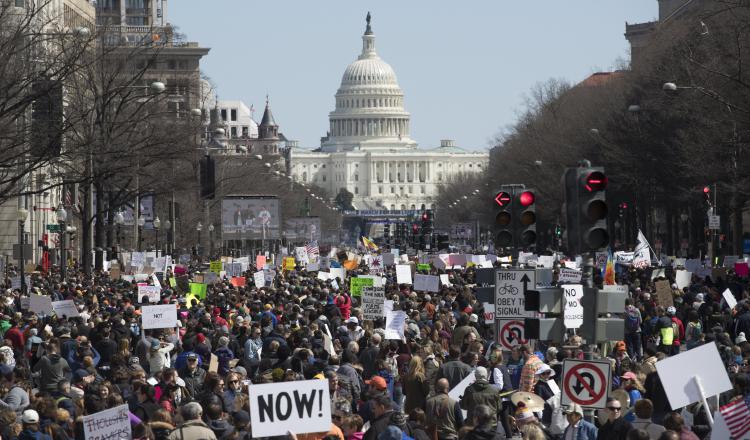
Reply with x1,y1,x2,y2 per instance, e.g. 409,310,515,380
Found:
561,359,611,409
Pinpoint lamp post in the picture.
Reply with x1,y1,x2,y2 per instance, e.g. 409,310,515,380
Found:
208,224,215,256
196,222,203,256
17,208,28,294
114,211,124,263
137,215,146,251
163,219,172,256
57,206,67,279
153,216,161,256
680,212,689,257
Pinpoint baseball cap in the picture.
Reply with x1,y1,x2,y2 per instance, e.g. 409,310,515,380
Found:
621,371,637,380
534,364,555,377
187,353,199,360
22,409,39,424
564,403,584,416
346,317,359,325
365,376,388,391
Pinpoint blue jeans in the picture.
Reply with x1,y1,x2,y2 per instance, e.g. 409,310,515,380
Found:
625,332,642,360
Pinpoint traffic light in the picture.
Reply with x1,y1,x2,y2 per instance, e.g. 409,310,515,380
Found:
563,166,609,254
516,190,536,248
383,223,391,246
703,186,711,204
493,190,513,248
524,288,564,342
421,210,434,249
200,155,216,199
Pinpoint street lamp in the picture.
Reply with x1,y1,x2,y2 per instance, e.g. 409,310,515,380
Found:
57,206,67,279
114,211,124,262
208,224,215,256
153,216,161,256
196,222,203,256
17,208,28,294
137,215,146,251
163,219,172,256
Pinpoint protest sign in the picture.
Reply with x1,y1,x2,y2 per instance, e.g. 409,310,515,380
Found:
307,261,320,272
675,270,692,290
189,283,207,300
383,253,396,266
138,285,161,303
656,342,732,410
558,267,582,283
256,255,266,269
350,277,374,297
416,263,431,271
384,310,407,340
254,271,265,289
51,300,80,318
440,274,451,286
736,262,749,278
650,268,666,281
362,286,385,321
231,277,246,287
225,262,243,277
283,257,296,271
684,259,702,273
317,271,330,281
248,379,332,437
82,404,130,440
654,280,673,307
538,255,555,268
29,294,52,315
723,288,737,310
413,274,439,292
141,304,177,329
330,267,346,282
209,260,222,274
396,265,412,285
483,304,495,324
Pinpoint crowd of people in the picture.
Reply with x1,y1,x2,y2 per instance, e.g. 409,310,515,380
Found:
0,250,746,440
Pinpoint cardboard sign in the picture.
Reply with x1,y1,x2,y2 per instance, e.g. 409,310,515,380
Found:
329,267,346,282
51,300,80,318
384,310,407,340
230,277,246,287
138,285,161,303
254,270,265,289
483,303,495,324
350,277,374,297
416,263,431,271
82,404,130,440
654,280,673,307
656,342,732,410
208,354,219,373
141,304,177,329
675,270,692,290
248,379,332,437
413,274,439,292
396,264,412,285
562,284,584,329
362,286,385,321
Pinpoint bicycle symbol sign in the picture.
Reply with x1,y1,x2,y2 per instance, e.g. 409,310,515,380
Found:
494,269,536,319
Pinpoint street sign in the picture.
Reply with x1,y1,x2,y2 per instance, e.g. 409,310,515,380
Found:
496,319,529,350
494,268,535,319
561,359,611,409
46,224,61,232
709,215,720,230
562,284,584,329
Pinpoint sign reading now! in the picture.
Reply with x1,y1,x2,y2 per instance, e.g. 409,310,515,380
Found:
248,379,332,437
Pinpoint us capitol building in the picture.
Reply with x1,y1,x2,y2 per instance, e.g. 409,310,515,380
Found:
288,14,489,211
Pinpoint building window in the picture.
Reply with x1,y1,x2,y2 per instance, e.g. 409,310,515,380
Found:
408,187,413,193
230,109,237,121
167,60,177,70
354,174,358,181
390,205,396,210
399,187,404,193
220,109,227,121
354,187,359,194
401,204,406,210
420,186,425,194
314,164,318,168
230,127,237,138
378,186,383,194
242,126,249,138
390,187,395,194
410,204,416,209
302,172,307,182
322,175,326,182
421,204,426,210
322,164,326,168
438,173,443,182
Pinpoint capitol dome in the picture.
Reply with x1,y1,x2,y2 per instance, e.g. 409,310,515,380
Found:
322,13,416,152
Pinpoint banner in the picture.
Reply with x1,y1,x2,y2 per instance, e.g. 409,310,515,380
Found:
362,286,385,321
396,265,412,285
189,283,207,300
221,196,280,240
141,304,177,329
138,285,161,303
557,267,582,283
51,300,80,318
248,379,332,437
82,404,130,440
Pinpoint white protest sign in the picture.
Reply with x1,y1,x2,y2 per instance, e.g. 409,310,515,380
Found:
382,253,396,266
141,304,178,329
306,261,320,272
248,379,332,437
29,294,53,315
317,271,330,281
138,285,161,303
82,404,130,440
330,267,346,282
448,371,476,419
614,251,634,265
538,255,555,268
51,300,80,318
362,286,385,321
383,300,394,315
151,273,162,290
558,267,582,283
483,303,495,324
723,288,737,310
440,274,451,286
413,274,439,292
254,270,265,289
656,342,732,410
675,270,692,290
384,310,407,340
396,264,412,285
562,284,584,329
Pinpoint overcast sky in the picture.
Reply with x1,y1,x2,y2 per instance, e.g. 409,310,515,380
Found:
170,1,657,151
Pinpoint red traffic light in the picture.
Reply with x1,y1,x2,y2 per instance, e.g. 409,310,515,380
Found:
519,191,535,207
703,186,710,194
422,213,428,221
412,224,419,232
584,171,607,192
494,191,511,207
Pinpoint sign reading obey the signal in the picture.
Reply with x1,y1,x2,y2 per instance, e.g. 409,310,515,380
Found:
248,379,331,437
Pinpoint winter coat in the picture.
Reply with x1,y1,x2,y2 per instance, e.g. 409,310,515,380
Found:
167,420,218,440
33,354,71,393
459,380,502,428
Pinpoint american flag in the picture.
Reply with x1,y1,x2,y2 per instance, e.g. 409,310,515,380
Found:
305,241,319,258
720,396,750,438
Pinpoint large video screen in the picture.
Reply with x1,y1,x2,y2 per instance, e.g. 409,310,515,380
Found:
284,217,321,242
221,196,280,240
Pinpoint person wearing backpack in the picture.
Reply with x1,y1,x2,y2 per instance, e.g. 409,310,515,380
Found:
624,299,643,361
654,307,675,356
684,309,703,350
667,306,684,355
